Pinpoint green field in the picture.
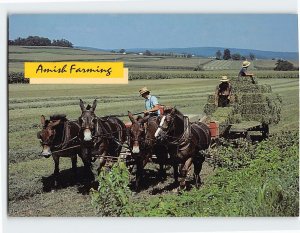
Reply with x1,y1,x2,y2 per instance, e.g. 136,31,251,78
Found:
9,46,212,72
8,77,299,216
8,45,299,216
9,46,299,73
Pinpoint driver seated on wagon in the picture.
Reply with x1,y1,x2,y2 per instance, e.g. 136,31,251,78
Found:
139,87,161,117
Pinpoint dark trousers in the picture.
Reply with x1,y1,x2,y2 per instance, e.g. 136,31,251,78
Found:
218,95,230,107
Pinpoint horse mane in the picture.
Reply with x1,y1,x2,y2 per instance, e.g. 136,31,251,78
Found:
173,108,184,121
50,114,67,121
86,104,92,110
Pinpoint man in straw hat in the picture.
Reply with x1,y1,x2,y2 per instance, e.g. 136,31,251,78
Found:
215,76,232,107
238,60,256,84
139,87,161,116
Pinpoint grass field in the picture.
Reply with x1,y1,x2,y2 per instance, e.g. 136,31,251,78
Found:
9,46,298,73
9,46,211,72
7,45,299,216
8,77,299,216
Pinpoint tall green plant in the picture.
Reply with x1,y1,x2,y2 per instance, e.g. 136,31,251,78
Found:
90,161,133,216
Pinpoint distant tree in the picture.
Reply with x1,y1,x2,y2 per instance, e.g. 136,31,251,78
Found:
231,53,241,60
223,49,231,60
216,50,222,60
119,49,126,54
25,36,51,46
274,60,295,71
14,37,26,45
10,36,72,47
187,53,192,58
144,50,152,56
110,50,116,53
241,56,246,61
249,53,256,61
51,38,73,47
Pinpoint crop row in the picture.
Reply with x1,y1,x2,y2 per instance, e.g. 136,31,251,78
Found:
8,70,299,84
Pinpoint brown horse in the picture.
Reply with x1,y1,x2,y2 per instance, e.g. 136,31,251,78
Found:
155,107,211,189
127,112,171,190
37,114,83,186
78,99,126,173
127,112,148,190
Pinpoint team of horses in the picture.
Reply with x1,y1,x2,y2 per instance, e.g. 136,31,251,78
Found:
37,99,211,191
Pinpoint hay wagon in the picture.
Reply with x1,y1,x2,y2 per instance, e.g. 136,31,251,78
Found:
203,77,282,142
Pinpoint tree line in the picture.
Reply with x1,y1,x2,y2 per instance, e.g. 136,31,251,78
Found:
9,36,73,47
216,49,255,61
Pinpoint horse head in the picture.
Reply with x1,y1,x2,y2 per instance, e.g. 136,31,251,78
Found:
37,115,62,158
128,111,146,154
78,99,98,142
154,107,177,141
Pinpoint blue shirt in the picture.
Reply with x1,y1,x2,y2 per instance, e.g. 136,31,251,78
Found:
238,67,247,77
145,95,160,115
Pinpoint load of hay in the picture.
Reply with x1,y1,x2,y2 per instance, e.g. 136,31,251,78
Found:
203,77,282,131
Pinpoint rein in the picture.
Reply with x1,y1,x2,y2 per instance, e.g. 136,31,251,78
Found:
52,121,81,151
101,111,144,118
167,116,191,146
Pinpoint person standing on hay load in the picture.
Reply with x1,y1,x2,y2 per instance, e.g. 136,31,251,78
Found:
215,76,232,107
238,60,256,84
139,87,161,117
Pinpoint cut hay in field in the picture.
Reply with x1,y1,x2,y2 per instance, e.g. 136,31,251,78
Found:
204,77,282,126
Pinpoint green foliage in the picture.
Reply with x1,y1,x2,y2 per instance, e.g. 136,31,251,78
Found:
210,138,256,170
129,131,299,216
144,50,152,56
231,53,241,60
249,53,255,61
8,72,29,84
90,162,133,216
128,71,299,81
223,49,231,60
215,50,222,60
119,49,126,53
9,36,73,47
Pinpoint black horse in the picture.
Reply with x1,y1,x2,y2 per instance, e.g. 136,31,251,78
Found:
37,114,86,186
155,107,211,189
78,99,126,174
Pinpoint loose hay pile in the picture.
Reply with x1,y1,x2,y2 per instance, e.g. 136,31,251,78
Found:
203,77,282,133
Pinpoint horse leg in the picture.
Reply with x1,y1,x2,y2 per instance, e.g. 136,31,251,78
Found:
157,150,167,180
172,160,179,185
81,147,94,181
159,163,166,179
179,157,193,190
193,152,205,189
71,154,77,174
52,155,60,187
135,157,144,192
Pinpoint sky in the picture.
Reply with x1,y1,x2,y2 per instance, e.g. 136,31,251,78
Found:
9,14,298,52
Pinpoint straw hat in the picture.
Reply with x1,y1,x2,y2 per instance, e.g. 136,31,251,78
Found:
242,61,251,68
220,76,230,82
139,87,150,96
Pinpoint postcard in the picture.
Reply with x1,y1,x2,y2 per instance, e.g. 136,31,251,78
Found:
3,1,299,232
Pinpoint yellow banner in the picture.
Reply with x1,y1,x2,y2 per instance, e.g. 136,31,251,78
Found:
25,62,124,78
25,62,127,84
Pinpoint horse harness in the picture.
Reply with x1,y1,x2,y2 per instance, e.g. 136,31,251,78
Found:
52,120,81,154
167,115,192,153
